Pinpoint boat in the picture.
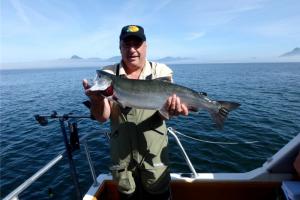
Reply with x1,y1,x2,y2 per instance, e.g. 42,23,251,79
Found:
3,112,300,200
84,128,300,200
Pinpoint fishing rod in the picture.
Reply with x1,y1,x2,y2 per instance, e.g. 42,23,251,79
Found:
34,110,91,126
34,110,92,200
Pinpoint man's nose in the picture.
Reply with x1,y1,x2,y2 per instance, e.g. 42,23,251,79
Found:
128,46,136,52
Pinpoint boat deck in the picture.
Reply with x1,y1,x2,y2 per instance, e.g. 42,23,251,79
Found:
94,180,283,200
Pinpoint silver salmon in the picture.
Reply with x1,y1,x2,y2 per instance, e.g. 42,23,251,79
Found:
90,70,240,129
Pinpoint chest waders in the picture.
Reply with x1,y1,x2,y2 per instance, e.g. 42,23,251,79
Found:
109,63,171,196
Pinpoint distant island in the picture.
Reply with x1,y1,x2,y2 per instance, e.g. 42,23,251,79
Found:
70,55,82,59
68,55,193,63
154,56,192,62
2,52,299,70
105,56,122,62
280,48,300,57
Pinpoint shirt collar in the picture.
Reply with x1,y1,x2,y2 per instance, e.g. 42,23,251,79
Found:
119,60,152,80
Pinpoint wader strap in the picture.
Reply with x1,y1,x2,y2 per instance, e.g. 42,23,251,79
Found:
116,62,153,116
116,64,120,76
145,61,153,80
136,111,163,133
115,63,132,115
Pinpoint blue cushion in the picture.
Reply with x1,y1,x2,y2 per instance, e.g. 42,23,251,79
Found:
282,181,300,200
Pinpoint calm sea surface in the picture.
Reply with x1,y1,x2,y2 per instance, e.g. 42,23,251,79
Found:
1,63,300,199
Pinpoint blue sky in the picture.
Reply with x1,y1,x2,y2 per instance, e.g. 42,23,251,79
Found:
1,0,300,63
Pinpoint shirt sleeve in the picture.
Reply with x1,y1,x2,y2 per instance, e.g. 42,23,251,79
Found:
157,63,173,82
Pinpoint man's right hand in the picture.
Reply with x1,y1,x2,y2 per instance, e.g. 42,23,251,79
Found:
82,79,111,122
82,79,105,101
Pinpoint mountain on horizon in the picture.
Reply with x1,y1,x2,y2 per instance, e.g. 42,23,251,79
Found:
280,48,300,57
105,56,121,62
154,56,193,62
68,55,191,63
70,55,82,59
69,55,120,62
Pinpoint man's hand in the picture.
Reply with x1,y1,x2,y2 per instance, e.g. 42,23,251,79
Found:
82,79,104,101
82,79,111,122
165,94,189,117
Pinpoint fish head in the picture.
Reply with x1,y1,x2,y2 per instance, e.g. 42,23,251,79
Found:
89,70,114,97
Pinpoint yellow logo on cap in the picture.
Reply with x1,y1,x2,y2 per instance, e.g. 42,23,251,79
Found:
127,25,139,32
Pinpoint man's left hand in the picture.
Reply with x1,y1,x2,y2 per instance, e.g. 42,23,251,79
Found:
165,94,189,117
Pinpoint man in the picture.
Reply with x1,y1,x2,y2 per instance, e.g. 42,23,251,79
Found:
83,25,188,199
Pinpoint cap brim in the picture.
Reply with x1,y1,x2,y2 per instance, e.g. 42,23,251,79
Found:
120,33,146,41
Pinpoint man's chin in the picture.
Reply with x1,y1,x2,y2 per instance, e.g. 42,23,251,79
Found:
127,57,139,62
127,59,139,66
123,58,144,68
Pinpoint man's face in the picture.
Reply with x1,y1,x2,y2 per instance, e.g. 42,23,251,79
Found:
120,36,147,69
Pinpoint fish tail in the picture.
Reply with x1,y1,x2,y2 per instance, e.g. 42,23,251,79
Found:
210,101,240,129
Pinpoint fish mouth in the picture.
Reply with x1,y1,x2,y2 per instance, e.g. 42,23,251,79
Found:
89,84,108,91
90,75,112,91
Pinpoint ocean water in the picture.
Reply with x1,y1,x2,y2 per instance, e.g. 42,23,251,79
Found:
1,63,300,199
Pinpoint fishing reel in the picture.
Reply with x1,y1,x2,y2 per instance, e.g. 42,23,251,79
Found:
34,111,91,152
34,110,95,199
34,111,58,126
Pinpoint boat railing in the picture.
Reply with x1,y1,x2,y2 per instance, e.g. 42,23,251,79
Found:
81,137,99,187
3,152,64,200
168,127,198,177
3,138,101,200
3,112,197,200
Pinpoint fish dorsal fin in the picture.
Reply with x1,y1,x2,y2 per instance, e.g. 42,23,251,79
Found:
153,76,172,82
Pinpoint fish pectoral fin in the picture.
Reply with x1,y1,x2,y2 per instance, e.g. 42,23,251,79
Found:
199,92,207,96
158,108,170,120
188,106,199,112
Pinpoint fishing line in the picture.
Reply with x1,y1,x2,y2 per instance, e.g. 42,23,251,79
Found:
168,127,259,145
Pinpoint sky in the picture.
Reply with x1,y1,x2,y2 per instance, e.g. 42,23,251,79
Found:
1,0,300,64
